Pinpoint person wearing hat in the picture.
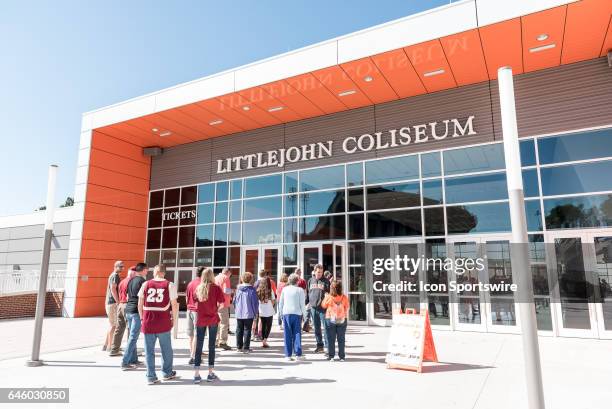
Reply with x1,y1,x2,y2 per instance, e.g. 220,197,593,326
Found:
109,264,140,356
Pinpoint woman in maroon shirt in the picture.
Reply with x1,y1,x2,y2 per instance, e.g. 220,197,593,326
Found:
193,268,225,384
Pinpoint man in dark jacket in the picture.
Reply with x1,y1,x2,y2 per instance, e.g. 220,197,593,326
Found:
307,264,330,353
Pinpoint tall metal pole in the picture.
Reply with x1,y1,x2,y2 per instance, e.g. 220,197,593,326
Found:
498,67,545,409
26,165,58,367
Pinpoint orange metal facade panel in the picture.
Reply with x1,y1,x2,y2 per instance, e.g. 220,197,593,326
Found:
74,296,106,317
84,202,148,228
89,148,150,180
81,221,146,244
562,0,612,64
260,80,325,118
157,107,219,140
76,279,112,298
95,124,152,148
81,239,145,261
216,93,280,127
522,6,567,72
285,73,346,114
371,49,427,99
440,30,489,85
87,166,149,195
404,40,456,92
179,103,242,136
140,113,202,141
238,86,302,123
197,98,263,130
602,17,612,56
312,66,372,109
340,58,398,104
127,117,194,146
78,259,141,277
479,18,524,79
85,184,147,211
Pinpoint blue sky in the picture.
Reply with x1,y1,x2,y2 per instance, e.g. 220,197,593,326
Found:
0,0,447,216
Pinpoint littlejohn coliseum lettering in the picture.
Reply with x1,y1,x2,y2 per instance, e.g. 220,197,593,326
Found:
216,115,476,174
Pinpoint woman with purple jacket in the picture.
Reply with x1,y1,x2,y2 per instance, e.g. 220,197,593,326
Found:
233,271,259,353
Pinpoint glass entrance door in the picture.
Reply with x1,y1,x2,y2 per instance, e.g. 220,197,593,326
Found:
546,231,598,338
591,233,612,339
241,245,281,285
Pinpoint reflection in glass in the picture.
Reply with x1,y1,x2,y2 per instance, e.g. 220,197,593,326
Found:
538,128,612,164
454,242,481,324
522,169,539,198
366,155,419,184
229,200,242,222
348,213,364,240
525,200,543,231
367,210,421,238
300,165,344,192
243,220,282,244
347,162,363,186
197,204,214,224
300,215,345,241
181,186,197,205
445,172,507,204
198,184,215,203
443,144,505,175
371,244,392,320
147,229,161,249
228,223,241,245
228,246,241,266
214,224,228,246
594,236,612,330
215,202,228,223
161,249,177,268
447,202,511,234
244,174,282,198
178,226,195,248
349,242,364,265
163,207,179,227
216,181,229,201
162,228,178,248
178,249,194,267
148,209,163,228
422,179,442,205
555,237,591,330
164,188,180,207
541,160,612,196
300,190,345,216
195,225,213,247
230,179,243,200
179,206,196,225
244,197,282,220
421,152,441,177
195,248,213,266
150,190,164,209
283,218,298,243
284,172,298,194
367,182,420,210
520,139,537,166
283,244,297,265
544,194,612,229
214,247,227,267
425,239,449,325
284,195,298,217
347,188,364,212
424,207,444,236
145,250,160,267
349,293,367,321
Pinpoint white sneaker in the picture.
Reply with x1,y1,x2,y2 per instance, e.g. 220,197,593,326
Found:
296,355,306,361
286,356,294,362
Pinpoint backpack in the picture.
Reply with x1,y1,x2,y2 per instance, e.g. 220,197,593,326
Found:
327,296,346,325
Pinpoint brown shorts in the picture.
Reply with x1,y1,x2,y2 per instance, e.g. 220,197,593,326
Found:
105,303,118,326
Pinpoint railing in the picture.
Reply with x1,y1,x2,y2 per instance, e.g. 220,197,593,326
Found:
0,270,68,295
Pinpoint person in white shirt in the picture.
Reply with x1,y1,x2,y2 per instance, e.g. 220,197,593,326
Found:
256,275,276,348
278,274,306,361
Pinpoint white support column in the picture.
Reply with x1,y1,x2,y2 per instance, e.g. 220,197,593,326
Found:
498,66,546,409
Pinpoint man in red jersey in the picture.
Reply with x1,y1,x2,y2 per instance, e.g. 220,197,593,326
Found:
109,264,139,356
138,264,179,385
185,266,204,365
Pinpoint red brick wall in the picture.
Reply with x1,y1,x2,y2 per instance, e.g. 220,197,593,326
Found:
0,292,64,319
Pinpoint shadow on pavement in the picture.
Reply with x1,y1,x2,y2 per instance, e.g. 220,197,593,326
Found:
422,361,494,373
207,376,335,387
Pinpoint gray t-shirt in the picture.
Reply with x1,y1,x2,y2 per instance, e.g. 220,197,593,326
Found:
106,272,121,305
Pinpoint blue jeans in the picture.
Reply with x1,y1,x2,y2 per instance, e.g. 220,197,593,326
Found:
236,318,253,350
121,312,141,367
325,319,347,359
311,308,328,348
143,331,173,381
194,325,217,368
282,314,302,357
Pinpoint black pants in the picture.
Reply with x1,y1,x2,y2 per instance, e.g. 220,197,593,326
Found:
236,318,253,350
260,316,273,339
194,325,217,368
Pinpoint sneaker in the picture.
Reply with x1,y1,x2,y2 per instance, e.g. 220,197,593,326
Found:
148,378,161,385
121,364,137,371
219,343,232,351
109,351,122,357
228,330,235,335
296,355,306,361
314,346,324,353
333,357,340,361
243,348,252,354
193,375,202,384
262,343,270,348
236,348,243,353
188,358,195,365
285,356,295,362
339,358,346,362
207,372,219,382
133,360,144,366
162,371,178,381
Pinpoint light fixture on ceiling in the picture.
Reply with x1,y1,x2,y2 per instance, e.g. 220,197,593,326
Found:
364,76,373,82
529,43,556,53
209,119,223,125
338,90,356,97
423,69,445,77
268,106,284,112
242,106,251,111
159,131,172,137
152,128,159,132
536,34,549,41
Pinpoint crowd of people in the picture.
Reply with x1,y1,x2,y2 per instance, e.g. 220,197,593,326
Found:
104,261,350,384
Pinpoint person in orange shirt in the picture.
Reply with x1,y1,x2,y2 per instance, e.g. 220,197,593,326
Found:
321,280,349,361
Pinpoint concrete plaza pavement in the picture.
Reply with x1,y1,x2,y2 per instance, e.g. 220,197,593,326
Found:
1,316,611,409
